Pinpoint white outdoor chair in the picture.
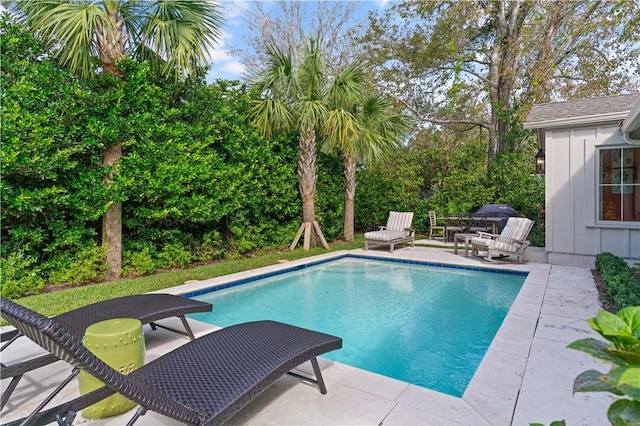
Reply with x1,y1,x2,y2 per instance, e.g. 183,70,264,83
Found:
470,217,534,263
364,211,415,253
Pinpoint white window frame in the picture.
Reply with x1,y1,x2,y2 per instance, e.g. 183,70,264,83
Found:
596,146,640,223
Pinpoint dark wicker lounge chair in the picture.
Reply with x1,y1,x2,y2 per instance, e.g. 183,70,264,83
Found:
0,298,342,426
1,294,212,410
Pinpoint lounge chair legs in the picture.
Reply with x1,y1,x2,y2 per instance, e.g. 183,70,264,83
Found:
1,330,23,409
20,368,80,426
311,357,328,394
55,410,76,425
126,407,148,426
1,374,21,410
286,357,328,394
149,315,197,340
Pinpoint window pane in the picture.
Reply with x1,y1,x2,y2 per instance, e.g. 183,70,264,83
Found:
600,186,620,221
628,148,640,184
622,184,640,221
600,149,614,184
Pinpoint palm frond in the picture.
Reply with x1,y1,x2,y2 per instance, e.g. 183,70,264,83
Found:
297,100,328,133
299,37,326,101
138,0,223,80
321,109,363,156
9,1,109,78
248,98,294,138
326,62,366,108
250,40,298,100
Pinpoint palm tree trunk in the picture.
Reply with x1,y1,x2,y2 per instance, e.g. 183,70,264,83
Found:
298,127,317,222
102,142,122,280
343,154,357,242
297,127,319,249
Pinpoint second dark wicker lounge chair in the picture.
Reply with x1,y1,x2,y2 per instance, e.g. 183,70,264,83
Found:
1,294,212,410
0,298,342,426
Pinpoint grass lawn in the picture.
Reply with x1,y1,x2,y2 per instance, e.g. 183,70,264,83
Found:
9,238,367,319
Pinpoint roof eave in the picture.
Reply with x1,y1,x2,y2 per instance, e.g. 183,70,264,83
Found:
523,112,628,130
621,101,640,133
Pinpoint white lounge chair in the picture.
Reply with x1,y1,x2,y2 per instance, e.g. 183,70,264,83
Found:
364,211,415,253
470,217,534,263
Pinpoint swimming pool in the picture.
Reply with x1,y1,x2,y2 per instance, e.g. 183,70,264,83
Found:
187,256,527,397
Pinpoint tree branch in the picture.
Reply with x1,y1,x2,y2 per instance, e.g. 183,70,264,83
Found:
414,66,495,88
399,98,491,130
554,0,602,66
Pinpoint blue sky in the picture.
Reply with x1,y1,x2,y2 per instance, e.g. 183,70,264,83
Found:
206,0,392,82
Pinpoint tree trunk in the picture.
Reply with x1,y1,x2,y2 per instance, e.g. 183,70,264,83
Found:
298,127,317,222
296,126,319,249
96,9,127,280
102,142,122,280
343,154,357,242
488,0,531,157
487,3,501,161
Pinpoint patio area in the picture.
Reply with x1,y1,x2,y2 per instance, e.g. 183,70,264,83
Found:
1,246,613,425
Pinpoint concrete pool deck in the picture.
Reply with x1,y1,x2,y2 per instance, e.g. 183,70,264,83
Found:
1,246,614,425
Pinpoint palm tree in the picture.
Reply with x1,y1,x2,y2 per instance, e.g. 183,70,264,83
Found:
322,72,412,242
6,0,223,279
249,38,333,250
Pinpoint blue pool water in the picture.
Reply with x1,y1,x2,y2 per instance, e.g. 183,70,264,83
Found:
188,257,526,397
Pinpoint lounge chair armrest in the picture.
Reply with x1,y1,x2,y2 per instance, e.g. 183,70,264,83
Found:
404,227,414,232
498,236,528,246
476,231,497,239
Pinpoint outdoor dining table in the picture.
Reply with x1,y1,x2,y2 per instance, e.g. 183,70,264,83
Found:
443,216,505,240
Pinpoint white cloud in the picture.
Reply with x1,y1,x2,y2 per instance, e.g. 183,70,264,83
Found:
221,60,246,75
205,25,246,81
219,0,251,20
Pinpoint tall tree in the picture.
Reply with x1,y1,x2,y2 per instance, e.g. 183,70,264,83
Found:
362,0,640,160
6,0,224,279
321,65,412,241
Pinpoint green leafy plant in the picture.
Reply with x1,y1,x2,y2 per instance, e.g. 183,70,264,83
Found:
123,247,158,276
0,252,45,298
47,244,108,286
156,243,192,269
568,307,640,426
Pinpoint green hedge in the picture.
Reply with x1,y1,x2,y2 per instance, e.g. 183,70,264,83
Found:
595,252,640,310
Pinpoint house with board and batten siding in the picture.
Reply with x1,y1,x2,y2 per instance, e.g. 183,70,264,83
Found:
524,93,640,267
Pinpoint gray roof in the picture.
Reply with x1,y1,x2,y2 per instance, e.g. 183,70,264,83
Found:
524,93,640,129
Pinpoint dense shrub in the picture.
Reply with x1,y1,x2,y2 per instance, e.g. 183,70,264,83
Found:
595,252,640,310
123,247,158,276
0,252,45,298
355,146,425,232
47,244,108,286
1,18,107,275
355,133,543,238
157,243,192,269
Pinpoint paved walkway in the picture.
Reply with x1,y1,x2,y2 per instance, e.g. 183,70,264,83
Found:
1,247,613,425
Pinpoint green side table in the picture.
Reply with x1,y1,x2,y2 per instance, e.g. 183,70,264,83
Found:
79,318,145,418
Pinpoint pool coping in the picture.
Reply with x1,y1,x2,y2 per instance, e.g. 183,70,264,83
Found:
156,249,552,425
179,252,529,299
